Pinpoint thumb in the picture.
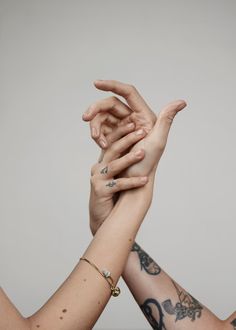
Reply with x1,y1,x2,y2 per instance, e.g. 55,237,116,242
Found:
150,99,187,151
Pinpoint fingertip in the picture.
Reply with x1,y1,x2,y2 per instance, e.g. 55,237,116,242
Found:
127,122,135,130
82,112,91,121
176,99,187,110
93,80,104,86
140,176,148,184
134,149,145,158
91,127,100,139
99,138,108,149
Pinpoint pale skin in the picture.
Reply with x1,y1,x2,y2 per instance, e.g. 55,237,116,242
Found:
85,80,236,330
0,82,181,329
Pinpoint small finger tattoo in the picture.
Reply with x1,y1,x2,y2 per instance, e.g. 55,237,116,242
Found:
106,180,116,188
100,166,108,174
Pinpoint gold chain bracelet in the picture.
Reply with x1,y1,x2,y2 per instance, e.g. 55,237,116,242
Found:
80,257,121,297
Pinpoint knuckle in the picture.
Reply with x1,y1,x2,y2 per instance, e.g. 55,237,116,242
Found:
159,105,178,123
128,152,135,162
159,111,174,124
108,162,115,173
111,179,119,190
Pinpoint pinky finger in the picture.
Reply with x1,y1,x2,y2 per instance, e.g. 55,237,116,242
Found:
105,176,148,192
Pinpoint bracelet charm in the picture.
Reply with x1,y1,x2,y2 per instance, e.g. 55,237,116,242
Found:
80,257,121,297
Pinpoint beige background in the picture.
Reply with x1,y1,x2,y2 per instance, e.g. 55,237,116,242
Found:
0,1,235,329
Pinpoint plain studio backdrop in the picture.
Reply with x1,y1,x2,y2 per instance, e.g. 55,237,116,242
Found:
0,1,235,329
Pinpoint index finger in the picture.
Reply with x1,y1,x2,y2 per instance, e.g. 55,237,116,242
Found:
83,80,152,120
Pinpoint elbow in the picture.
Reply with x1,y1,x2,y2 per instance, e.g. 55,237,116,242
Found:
25,316,33,330
221,311,236,330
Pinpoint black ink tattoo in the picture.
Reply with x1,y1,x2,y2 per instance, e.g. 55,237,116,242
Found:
231,319,236,329
140,298,166,330
106,180,116,188
100,166,108,174
131,242,161,275
162,280,203,322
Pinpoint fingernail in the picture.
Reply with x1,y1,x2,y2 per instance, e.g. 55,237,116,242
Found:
140,176,148,183
92,127,97,137
136,129,144,135
127,123,135,128
134,150,143,157
99,139,107,148
177,101,187,110
83,111,90,118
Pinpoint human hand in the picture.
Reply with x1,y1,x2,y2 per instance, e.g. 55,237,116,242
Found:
83,80,187,177
82,80,157,149
123,99,187,178
89,123,148,235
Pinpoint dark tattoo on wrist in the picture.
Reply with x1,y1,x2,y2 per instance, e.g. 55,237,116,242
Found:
106,180,116,188
131,242,161,275
162,280,203,322
140,298,166,330
100,166,108,174
231,319,236,329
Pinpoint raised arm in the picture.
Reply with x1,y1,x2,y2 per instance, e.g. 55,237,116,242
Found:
123,243,236,330
84,80,235,330
0,82,170,330
0,181,152,330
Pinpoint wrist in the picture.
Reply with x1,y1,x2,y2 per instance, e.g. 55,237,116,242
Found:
118,169,155,208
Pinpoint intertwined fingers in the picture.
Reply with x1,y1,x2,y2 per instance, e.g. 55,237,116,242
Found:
96,122,136,164
102,128,147,163
83,80,156,148
83,80,152,119
98,149,145,179
90,149,147,197
85,95,132,148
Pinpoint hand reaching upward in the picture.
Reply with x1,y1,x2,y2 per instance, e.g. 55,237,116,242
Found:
83,80,157,148
83,80,187,177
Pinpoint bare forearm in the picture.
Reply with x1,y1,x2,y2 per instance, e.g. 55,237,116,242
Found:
122,243,228,330
27,186,152,330
0,287,30,330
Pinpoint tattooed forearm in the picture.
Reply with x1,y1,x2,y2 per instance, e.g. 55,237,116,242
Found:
140,298,166,330
231,319,236,329
131,242,161,275
106,180,116,187
162,280,203,322
100,166,108,174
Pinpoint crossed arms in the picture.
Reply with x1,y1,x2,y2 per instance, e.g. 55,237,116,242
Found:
0,80,235,330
